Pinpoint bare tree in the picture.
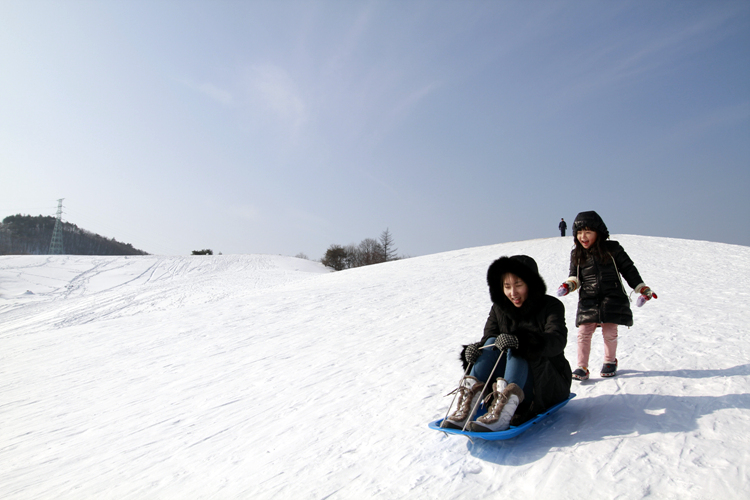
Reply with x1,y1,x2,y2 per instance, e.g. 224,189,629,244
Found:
358,238,384,265
320,231,401,271
379,228,398,262
344,243,362,269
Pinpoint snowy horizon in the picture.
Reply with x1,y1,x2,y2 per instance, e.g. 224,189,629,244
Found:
2,234,749,498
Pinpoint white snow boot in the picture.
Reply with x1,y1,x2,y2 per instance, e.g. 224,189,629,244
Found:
442,376,485,429
468,378,524,433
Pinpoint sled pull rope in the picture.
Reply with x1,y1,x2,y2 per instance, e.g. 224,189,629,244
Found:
440,361,475,429
461,348,506,433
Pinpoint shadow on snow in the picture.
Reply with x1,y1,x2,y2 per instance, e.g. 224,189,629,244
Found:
465,364,750,465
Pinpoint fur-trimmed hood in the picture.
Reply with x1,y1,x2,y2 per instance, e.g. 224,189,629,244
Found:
486,255,547,316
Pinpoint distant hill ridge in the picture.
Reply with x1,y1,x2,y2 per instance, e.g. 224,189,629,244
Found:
0,214,148,256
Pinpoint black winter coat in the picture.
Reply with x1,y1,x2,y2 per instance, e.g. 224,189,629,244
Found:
481,296,572,413
461,256,572,416
569,240,644,327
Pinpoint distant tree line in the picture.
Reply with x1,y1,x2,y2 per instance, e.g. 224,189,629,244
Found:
0,214,149,256
321,228,402,271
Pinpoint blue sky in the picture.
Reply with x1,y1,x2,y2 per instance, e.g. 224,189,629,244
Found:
1,1,748,257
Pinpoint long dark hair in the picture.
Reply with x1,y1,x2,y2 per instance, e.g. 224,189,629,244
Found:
572,227,610,266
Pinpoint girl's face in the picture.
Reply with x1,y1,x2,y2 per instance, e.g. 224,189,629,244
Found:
577,229,597,249
503,273,528,308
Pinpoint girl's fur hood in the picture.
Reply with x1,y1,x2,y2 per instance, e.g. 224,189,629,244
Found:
486,255,547,316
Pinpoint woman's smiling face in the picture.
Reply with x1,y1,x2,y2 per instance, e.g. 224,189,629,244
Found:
503,273,528,308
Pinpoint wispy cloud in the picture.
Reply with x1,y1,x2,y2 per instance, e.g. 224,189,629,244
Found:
195,83,233,105
666,101,750,144
228,204,260,222
389,81,441,121
605,12,734,86
243,64,308,134
286,206,331,230
364,80,442,149
551,4,748,104
179,79,233,105
322,3,374,76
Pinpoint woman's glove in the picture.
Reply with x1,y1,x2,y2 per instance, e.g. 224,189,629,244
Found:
494,334,519,351
464,342,482,364
635,284,658,307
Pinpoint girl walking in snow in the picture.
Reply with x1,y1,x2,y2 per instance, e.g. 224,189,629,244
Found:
557,211,657,380
443,255,572,432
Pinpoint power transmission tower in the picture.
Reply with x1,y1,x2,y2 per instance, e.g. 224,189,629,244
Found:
48,198,65,255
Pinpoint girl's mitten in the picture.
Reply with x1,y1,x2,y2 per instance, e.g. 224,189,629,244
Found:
556,277,579,297
635,284,657,307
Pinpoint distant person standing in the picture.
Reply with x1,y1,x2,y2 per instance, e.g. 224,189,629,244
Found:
558,218,567,237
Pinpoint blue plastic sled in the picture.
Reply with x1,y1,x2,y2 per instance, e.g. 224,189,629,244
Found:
429,393,576,441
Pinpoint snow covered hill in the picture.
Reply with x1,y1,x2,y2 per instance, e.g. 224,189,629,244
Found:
1,236,748,499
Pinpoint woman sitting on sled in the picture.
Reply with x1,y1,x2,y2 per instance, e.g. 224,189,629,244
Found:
444,255,572,432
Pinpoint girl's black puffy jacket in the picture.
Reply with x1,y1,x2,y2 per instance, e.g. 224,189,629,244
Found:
569,240,644,327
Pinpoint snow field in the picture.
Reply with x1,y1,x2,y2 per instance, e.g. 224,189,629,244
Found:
1,236,749,499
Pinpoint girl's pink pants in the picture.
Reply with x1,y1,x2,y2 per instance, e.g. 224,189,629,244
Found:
577,322,618,368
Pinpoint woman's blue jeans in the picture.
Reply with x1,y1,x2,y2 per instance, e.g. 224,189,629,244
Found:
469,337,534,399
